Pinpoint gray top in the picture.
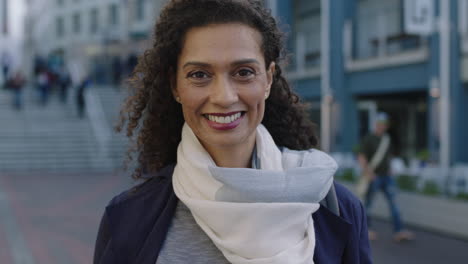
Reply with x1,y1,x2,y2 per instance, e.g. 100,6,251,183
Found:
155,201,230,264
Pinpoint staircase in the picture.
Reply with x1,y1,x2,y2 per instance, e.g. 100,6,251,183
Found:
0,85,126,172
90,85,130,169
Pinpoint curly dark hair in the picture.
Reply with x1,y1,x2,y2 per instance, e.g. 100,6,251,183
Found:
118,0,318,179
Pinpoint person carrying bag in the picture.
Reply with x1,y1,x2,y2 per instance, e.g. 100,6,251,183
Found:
358,112,414,242
357,133,390,200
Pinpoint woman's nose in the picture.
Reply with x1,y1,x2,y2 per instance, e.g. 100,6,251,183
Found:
210,76,238,106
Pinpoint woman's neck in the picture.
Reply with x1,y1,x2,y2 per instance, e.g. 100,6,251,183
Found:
202,137,256,168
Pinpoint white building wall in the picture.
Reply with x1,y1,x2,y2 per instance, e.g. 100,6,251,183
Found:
26,0,164,81
0,0,27,75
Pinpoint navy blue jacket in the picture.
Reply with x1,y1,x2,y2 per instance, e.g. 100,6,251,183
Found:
94,165,372,264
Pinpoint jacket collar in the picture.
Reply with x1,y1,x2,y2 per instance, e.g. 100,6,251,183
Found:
313,204,352,263
106,165,352,264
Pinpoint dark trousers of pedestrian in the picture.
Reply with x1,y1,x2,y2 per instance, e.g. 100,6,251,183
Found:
364,175,403,233
39,85,49,106
12,89,22,110
60,85,68,103
77,92,85,118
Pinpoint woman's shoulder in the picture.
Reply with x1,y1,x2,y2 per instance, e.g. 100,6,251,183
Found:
334,182,361,206
107,164,176,207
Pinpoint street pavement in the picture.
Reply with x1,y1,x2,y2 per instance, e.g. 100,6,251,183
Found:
1,171,468,263
0,171,132,264
370,219,468,264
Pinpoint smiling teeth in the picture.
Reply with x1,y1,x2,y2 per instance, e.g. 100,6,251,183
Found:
207,112,242,124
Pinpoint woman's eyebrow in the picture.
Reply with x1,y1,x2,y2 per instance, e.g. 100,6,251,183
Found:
182,59,260,69
182,61,211,69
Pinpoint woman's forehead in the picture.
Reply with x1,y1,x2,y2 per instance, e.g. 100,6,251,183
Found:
178,23,264,66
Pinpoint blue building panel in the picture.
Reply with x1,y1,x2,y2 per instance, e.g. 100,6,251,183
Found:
292,78,321,99
275,0,294,53
348,63,429,95
449,0,468,163
271,0,466,164
453,84,468,163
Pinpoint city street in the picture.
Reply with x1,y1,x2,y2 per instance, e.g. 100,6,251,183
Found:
0,171,132,264
1,171,467,263
370,219,468,264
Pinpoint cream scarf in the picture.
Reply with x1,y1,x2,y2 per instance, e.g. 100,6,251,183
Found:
173,124,337,264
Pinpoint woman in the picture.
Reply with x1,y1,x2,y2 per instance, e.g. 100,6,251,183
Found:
93,0,372,263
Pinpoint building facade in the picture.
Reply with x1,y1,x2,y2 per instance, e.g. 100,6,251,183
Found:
24,0,165,83
0,0,27,79
7,0,468,165
268,0,468,166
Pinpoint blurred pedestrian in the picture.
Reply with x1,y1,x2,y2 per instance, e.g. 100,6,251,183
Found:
58,67,71,103
36,68,50,106
358,112,414,242
111,57,122,87
93,1,372,264
6,71,26,110
76,77,90,118
1,52,11,81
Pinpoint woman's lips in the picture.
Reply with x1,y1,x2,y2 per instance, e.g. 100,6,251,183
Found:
204,111,244,130
207,111,242,117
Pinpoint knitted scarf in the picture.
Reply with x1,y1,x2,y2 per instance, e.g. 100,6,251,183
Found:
173,123,337,264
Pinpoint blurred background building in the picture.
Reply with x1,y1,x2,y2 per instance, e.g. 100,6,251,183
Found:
0,0,467,189
0,0,467,186
271,0,468,170
0,0,27,77
0,0,167,173
22,0,164,83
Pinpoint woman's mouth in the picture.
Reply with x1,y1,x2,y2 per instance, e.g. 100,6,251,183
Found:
203,111,245,130
205,112,242,123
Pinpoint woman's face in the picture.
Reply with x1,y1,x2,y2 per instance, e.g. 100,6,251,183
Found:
174,23,275,152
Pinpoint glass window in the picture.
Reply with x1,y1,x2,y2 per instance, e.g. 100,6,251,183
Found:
355,0,420,58
56,16,65,37
73,12,80,33
1,0,8,35
90,8,98,34
109,4,119,26
293,0,321,69
136,0,145,21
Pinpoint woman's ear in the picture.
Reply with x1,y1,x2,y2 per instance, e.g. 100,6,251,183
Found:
173,91,181,103
265,61,276,98
170,69,180,103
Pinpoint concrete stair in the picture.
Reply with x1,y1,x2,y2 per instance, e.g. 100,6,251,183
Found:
90,86,130,169
0,85,117,172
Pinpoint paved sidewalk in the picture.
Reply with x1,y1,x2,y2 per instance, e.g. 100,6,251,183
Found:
0,171,132,264
370,219,468,264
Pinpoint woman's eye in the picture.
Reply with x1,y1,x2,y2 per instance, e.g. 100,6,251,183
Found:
235,68,255,79
188,71,210,79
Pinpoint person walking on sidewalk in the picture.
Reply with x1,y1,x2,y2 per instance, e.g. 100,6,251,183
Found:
358,112,414,242
36,68,50,106
6,71,26,110
93,1,372,263
76,77,90,119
